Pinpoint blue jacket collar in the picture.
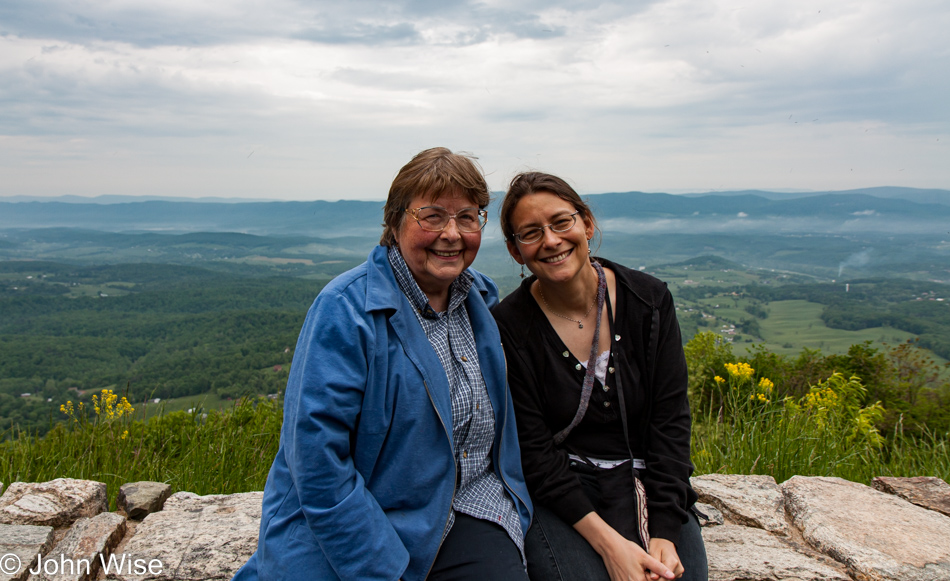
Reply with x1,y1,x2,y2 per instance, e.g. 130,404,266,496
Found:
364,245,491,313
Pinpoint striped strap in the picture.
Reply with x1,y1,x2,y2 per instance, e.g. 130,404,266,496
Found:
552,260,607,445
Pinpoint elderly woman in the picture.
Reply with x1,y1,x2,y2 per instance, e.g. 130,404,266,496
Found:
492,172,706,581
232,148,532,581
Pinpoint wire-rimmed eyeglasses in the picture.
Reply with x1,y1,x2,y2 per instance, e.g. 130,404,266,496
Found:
511,211,579,244
405,206,488,233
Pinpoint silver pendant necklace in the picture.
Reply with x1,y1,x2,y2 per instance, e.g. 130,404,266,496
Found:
537,283,596,329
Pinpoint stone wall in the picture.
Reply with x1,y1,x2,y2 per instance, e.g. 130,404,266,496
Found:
1,476,949,580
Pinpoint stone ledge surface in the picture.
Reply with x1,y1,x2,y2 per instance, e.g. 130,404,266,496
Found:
105,492,262,581
117,483,172,521
692,473,789,535
28,512,126,581
694,502,723,527
704,524,850,581
0,524,55,581
782,475,950,581
4,473,950,581
872,476,950,518
0,480,107,528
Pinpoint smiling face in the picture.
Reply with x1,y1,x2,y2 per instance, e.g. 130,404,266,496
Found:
506,191,595,285
395,191,482,309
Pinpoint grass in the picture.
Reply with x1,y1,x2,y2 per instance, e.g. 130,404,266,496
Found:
0,394,281,507
752,300,918,356
659,267,765,291
137,392,233,418
68,283,136,298
694,404,950,483
691,364,950,484
2,347,948,502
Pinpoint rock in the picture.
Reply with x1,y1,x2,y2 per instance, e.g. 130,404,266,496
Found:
116,483,172,520
691,474,789,535
783,475,950,581
0,524,55,581
105,491,262,581
0,480,107,528
28,512,126,581
694,502,724,527
703,524,850,581
872,476,950,518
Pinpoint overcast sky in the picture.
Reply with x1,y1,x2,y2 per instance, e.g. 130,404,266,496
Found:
1,0,947,201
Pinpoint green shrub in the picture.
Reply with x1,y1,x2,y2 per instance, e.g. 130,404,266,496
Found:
691,359,948,483
0,391,281,507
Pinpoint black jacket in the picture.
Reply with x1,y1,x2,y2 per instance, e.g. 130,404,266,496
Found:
492,257,696,542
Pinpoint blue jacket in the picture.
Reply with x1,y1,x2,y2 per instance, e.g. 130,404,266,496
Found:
233,245,532,581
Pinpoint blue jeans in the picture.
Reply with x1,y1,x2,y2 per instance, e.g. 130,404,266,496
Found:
524,503,708,581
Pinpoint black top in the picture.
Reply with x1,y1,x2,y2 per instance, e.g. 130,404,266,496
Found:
492,257,696,542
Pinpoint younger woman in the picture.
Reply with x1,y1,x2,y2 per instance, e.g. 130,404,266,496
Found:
492,172,706,581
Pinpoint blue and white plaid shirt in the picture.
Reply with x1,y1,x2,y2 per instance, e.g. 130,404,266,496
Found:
388,246,524,557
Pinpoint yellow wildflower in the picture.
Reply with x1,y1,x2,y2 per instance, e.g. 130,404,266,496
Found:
59,400,79,422
117,397,135,418
714,376,725,384
724,362,755,381
758,377,774,392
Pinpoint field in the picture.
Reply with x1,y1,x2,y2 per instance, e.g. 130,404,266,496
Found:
136,392,234,417
752,300,918,355
2,231,950,435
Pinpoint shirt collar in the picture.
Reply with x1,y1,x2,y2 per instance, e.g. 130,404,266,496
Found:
388,245,473,320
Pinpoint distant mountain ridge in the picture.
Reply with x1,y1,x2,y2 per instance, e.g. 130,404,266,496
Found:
0,199,385,237
2,187,949,236
4,186,948,206
0,194,286,204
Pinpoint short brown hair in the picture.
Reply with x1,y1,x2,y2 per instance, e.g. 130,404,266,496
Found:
499,172,599,243
380,147,490,246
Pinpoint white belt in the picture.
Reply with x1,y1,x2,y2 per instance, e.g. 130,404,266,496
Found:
569,454,646,470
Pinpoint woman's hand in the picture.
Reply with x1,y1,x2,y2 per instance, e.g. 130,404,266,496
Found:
574,512,676,581
647,538,684,580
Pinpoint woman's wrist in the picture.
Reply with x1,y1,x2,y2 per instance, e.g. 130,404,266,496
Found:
573,512,626,558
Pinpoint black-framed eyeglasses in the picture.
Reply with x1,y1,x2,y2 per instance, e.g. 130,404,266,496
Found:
512,211,579,244
405,206,488,233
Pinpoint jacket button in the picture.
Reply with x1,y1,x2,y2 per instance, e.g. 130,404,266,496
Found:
609,367,615,374
461,356,468,362
562,351,569,357
575,363,582,371
463,451,468,458
603,385,609,392
604,401,611,408
614,335,621,341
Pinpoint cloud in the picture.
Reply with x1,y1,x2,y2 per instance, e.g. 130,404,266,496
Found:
0,0,947,199
293,22,422,45
0,0,589,47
